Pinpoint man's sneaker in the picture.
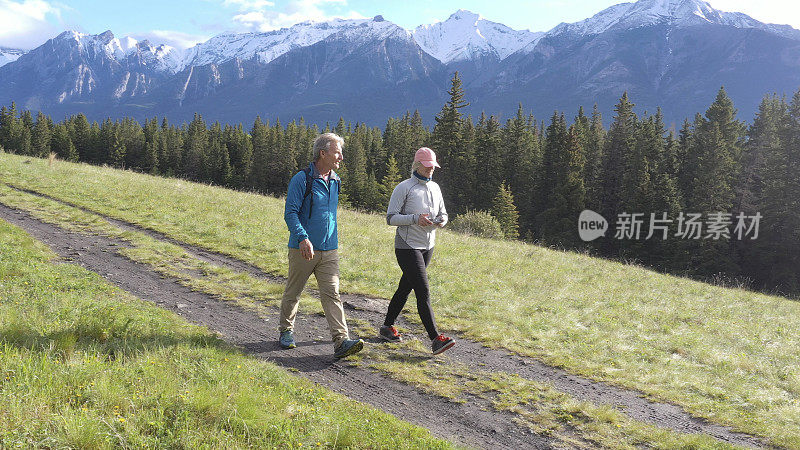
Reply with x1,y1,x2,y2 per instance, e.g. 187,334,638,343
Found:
431,335,455,355
379,325,402,342
279,330,296,349
334,339,364,359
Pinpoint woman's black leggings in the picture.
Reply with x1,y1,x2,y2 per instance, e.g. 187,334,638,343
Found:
384,248,440,340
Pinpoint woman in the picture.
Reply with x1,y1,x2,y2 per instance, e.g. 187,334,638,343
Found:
380,147,455,355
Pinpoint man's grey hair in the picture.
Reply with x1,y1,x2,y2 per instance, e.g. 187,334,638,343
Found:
313,133,344,161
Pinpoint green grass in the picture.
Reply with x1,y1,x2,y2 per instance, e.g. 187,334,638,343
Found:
0,214,453,448
0,182,323,318
347,327,733,449
0,184,742,448
2,152,799,446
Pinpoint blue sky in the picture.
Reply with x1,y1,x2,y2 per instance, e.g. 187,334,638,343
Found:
1,0,798,50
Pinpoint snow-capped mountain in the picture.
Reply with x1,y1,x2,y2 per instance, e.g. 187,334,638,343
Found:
413,10,542,64
1,0,800,128
548,0,800,39
0,47,25,68
177,10,536,70
0,29,182,109
57,30,184,74
483,0,800,130
179,16,406,70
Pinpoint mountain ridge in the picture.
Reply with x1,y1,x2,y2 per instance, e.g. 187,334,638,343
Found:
2,0,799,126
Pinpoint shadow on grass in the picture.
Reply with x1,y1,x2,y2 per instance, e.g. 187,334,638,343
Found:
0,322,225,362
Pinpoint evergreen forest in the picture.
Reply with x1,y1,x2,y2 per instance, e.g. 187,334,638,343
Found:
1,73,798,296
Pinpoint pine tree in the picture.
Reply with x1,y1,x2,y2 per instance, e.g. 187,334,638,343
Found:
733,95,786,287
249,116,269,192
16,110,33,155
364,170,382,211
207,123,231,186
460,117,477,210
382,117,402,170
649,129,684,269
684,87,745,276
537,122,586,246
583,105,605,211
144,141,159,174
621,114,654,215
343,124,369,208
70,113,92,161
735,95,783,217
747,90,800,292
118,117,145,169
534,112,568,237
503,104,539,232
598,92,637,254
777,89,800,291
409,110,428,159
335,117,347,138
109,132,126,168
630,112,682,266
225,123,253,189
379,154,403,208
492,182,520,240
51,123,78,162
281,120,300,192
0,104,15,151
432,72,469,212
142,117,160,173
31,112,52,157
164,123,184,177
184,114,208,180
474,113,504,212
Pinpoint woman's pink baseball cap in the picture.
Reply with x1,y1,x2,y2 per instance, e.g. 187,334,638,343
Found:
414,147,440,168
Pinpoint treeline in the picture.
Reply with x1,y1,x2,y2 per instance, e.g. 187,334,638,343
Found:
0,73,798,295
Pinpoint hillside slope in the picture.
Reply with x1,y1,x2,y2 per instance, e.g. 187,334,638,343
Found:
0,208,451,448
1,152,799,446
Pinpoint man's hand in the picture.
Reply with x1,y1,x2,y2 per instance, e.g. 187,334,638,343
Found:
418,213,434,227
300,238,315,261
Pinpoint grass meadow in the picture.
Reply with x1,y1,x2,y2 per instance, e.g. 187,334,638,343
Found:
2,152,800,447
0,206,451,447
0,179,733,448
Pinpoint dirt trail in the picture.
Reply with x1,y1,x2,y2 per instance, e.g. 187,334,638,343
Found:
0,202,548,449
0,189,770,449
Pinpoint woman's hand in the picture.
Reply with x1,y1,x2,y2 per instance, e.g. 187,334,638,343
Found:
418,213,434,226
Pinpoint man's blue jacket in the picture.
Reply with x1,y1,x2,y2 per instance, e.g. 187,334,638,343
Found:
284,162,340,250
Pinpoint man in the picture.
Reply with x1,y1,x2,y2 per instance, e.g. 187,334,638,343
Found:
279,132,364,359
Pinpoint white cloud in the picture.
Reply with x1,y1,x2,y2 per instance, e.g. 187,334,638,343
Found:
709,0,800,28
223,0,276,11
129,30,210,50
0,0,62,49
229,0,365,32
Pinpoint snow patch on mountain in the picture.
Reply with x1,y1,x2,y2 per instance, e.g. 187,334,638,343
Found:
549,0,800,39
413,9,542,63
179,16,402,71
0,48,26,68
52,31,185,74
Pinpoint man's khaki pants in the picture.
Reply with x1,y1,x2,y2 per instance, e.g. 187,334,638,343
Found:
279,248,349,346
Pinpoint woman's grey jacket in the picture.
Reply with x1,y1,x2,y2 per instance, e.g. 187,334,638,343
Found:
386,176,448,250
